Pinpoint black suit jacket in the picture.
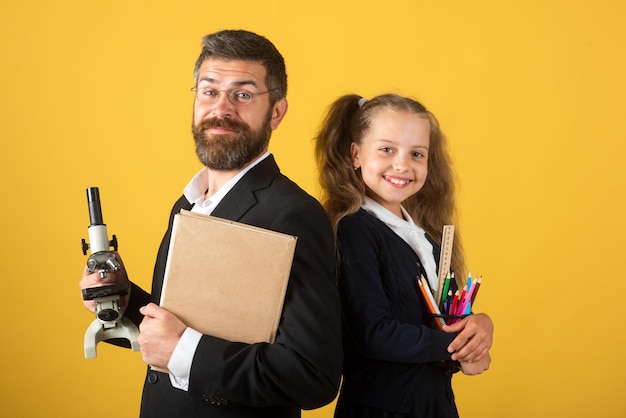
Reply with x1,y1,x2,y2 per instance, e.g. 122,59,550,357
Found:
125,155,343,417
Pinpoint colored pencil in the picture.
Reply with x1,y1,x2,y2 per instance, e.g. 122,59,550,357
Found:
458,279,477,315
455,288,467,315
470,276,482,305
449,290,460,316
419,276,441,314
443,290,453,313
416,276,445,329
440,274,451,310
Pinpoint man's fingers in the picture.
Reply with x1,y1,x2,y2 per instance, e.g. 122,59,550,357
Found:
139,302,163,318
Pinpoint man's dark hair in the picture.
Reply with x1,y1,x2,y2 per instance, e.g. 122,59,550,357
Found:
193,30,287,104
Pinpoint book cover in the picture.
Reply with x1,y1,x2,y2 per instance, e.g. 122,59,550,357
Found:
160,210,297,344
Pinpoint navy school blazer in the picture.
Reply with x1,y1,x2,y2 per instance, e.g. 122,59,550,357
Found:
335,209,460,415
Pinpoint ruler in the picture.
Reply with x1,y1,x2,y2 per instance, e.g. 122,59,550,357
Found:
435,225,455,305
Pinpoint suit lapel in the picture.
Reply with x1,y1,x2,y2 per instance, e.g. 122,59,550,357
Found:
211,154,280,221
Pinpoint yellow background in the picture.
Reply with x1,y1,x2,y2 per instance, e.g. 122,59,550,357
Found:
1,1,624,417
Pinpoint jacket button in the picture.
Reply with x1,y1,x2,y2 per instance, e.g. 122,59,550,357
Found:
147,373,158,384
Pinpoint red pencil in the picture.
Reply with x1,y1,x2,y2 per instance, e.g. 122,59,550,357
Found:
449,290,460,316
455,289,467,315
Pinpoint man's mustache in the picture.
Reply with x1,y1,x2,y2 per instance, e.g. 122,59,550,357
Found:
197,118,248,133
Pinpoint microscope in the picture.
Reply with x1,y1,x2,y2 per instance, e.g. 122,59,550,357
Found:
81,187,139,358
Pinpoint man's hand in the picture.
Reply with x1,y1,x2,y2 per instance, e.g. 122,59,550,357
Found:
79,251,129,312
443,313,493,362
138,303,187,369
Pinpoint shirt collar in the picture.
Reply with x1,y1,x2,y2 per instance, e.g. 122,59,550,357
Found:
361,196,424,233
184,151,270,208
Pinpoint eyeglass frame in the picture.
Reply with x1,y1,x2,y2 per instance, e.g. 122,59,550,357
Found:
191,86,279,106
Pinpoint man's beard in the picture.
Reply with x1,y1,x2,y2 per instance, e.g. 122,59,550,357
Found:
192,113,272,170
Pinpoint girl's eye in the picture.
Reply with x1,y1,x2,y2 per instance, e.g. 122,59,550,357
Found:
380,147,393,153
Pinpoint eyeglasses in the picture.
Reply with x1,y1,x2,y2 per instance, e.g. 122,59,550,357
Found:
191,86,278,105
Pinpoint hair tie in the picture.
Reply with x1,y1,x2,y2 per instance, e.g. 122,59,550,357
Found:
357,97,368,108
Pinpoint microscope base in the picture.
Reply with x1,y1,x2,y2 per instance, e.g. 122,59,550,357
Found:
84,317,140,358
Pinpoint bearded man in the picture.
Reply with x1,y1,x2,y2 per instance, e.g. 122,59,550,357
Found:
79,30,342,418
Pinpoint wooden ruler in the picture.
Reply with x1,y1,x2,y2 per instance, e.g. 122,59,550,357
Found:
435,225,455,305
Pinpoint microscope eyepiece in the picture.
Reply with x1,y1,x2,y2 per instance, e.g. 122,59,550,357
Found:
87,187,103,226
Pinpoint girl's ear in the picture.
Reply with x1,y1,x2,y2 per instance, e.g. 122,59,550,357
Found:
350,142,360,169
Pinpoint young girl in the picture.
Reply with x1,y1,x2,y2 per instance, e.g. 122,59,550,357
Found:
315,94,493,418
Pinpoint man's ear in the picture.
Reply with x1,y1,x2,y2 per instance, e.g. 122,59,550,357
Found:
270,98,288,130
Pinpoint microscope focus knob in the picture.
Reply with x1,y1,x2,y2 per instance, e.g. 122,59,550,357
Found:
97,309,120,322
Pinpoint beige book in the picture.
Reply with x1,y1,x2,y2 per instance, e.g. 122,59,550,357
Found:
160,209,297,344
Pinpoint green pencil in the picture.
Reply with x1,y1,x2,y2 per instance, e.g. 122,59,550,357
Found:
440,273,451,310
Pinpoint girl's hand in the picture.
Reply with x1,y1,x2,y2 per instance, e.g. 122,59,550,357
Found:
443,313,493,362
460,351,491,376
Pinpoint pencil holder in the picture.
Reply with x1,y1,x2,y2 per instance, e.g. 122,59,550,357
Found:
431,314,469,329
